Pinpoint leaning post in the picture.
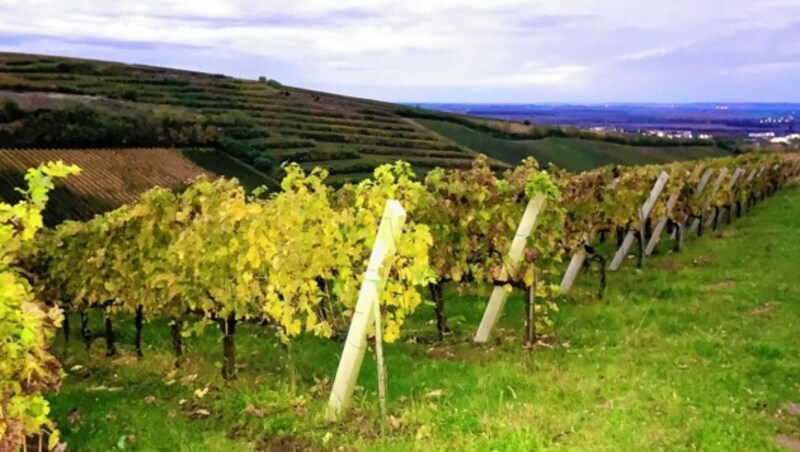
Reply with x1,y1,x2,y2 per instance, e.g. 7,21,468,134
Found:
327,200,406,420
690,167,728,233
474,195,547,344
608,171,669,271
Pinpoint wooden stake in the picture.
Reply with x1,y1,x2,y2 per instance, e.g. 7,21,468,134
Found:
327,200,406,420
374,294,387,419
62,304,71,355
474,195,547,344
134,305,144,358
104,314,116,357
525,280,536,349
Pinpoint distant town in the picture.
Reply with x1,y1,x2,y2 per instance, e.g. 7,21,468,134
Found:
594,126,799,147
420,103,800,148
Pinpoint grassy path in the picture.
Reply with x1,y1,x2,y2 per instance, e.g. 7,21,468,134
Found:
49,185,800,451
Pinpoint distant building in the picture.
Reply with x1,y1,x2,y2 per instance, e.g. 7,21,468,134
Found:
770,133,800,144
646,130,692,139
748,132,775,139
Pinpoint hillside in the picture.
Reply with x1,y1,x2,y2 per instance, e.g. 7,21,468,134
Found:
416,118,728,171
0,148,211,225
0,52,730,183
0,52,494,186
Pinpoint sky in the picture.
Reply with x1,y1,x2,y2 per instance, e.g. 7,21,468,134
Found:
1,0,799,103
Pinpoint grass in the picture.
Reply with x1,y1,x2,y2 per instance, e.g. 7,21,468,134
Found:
181,149,279,191
48,185,800,450
416,118,728,171
527,137,727,172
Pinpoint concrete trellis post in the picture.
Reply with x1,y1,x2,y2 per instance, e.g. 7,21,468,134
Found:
327,200,406,420
474,195,547,344
608,171,669,271
644,192,679,256
671,168,714,240
710,167,745,223
705,169,734,226
728,168,747,203
559,228,596,293
729,168,745,191
559,178,620,294
722,167,745,218
746,168,757,183
690,167,728,233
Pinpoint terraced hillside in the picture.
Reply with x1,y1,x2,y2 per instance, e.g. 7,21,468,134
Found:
0,148,211,224
0,52,731,182
0,52,494,185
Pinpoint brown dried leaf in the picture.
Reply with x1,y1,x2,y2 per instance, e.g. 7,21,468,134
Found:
705,280,736,290
389,415,401,430
190,408,211,418
181,374,198,386
426,389,444,398
749,301,781,316
244,404,265,418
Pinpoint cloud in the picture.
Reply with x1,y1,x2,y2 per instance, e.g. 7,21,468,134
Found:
738,61,800,75
0,1,799,102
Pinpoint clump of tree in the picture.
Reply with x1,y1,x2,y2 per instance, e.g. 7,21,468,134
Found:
220,137,275,171
0,104,222,148
109,86,139,102
713,137,739,153
0,99,26,123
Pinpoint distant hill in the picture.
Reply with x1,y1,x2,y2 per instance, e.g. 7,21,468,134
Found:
0,52,730,186
416,119,727,172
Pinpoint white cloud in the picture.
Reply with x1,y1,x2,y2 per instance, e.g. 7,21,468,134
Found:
738,61,800,75
0,0,799,101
